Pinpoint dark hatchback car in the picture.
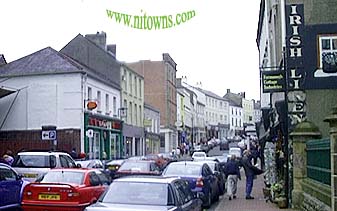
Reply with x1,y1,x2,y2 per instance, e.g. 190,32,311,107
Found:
0,163,29,210
84,176,203,211
162,161,219,208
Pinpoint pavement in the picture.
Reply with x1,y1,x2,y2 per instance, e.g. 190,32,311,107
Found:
210,169,297,211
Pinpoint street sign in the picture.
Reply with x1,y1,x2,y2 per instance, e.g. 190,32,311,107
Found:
41,130,57,140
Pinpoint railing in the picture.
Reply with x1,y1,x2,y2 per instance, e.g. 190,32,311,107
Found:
306,138,331,185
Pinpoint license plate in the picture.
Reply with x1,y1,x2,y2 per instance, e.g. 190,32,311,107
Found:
108,166,116,170
23,173,38,178
38,194,60,200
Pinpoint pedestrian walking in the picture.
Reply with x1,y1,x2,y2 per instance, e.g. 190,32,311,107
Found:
3,150,14,166
241,149,264,200
70,148,78,159
250,141,259,165
224,154,241,200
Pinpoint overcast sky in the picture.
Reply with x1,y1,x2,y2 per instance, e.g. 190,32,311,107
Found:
0,0,261,100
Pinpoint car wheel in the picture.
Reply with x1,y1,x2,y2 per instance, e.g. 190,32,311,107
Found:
204,189,212,208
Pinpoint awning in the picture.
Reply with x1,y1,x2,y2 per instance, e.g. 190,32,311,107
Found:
0,87,16,98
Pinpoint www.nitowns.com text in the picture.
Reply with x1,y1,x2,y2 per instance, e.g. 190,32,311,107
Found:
106,9,196,30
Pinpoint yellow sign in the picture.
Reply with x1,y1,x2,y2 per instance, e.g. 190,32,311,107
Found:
144,119,152,127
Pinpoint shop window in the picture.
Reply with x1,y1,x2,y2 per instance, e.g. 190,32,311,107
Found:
318,35,337,73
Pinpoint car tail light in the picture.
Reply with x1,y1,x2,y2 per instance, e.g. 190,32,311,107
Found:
24,190,33,199
196,177,204,187
67,192,80,197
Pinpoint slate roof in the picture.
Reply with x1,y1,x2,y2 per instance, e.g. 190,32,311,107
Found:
196,87,225,101
223,92,242,107
0,47,84,77
60,34,121,90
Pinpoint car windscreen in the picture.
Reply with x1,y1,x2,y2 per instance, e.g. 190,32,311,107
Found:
36,171,84,184
193,153,205,157
102,181,168,206
12,155,56,168
163,163,201,176
118,162,150,171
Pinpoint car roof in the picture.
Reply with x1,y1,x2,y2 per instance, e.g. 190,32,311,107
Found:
170,161,204,166
49,168,97,173
17,151,70,156
115,176,179,184
194,160,217,164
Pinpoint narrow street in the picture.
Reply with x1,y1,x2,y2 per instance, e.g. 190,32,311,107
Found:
206,145,297,211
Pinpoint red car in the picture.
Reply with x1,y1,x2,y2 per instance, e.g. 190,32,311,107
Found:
21,168,111,211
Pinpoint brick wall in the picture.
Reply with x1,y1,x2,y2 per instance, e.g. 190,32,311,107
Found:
0,129,81,156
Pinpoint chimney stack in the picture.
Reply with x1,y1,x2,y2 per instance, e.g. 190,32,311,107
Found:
107,44,116,57
227,89,230,94
85,31,107,50
0,54,7,66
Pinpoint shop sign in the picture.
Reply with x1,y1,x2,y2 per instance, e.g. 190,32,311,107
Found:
144,118,152,127
262,71,285,93
87,101,97,110
88,116,121,130
286,4,307,125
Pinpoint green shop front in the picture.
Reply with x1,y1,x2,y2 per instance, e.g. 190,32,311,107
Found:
84,112,123,160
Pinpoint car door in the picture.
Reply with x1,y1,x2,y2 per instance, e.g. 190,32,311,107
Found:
202,165,216,197
0,166,21,208
173,180,197,211
88,172,105,201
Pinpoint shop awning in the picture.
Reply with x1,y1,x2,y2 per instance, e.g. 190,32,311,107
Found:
0,87,16,98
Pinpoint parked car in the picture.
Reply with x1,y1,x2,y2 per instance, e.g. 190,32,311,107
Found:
162,161,219,208
190,144,209,155
84,176,203,211
104,159,125,178
75,159,104,169
12,150,79,182
228,147,242,160
0,163,29,210
192,151,207,161
113,160,162,179
219,138,229,150
21,168,110,211
194,160,225,195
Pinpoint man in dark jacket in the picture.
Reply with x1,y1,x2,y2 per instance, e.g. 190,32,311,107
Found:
224,154,241,200
241,150,263,200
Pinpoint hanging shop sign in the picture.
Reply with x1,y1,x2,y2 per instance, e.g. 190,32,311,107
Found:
262,71,285,93
87,101,97,110
286,4,307,125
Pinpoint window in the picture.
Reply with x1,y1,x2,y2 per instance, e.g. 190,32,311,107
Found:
139,78,142,98
129,72,132,93
105,94,109,114
113,97,117,116
97,91,101,111
134,104,137,125
139,105,142,126
123,69,127,90
319,35,337,72
134,76,137,96
88,87,92,100
129,102,132,123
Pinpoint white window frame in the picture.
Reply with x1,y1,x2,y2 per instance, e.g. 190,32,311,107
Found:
318,35,337,68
